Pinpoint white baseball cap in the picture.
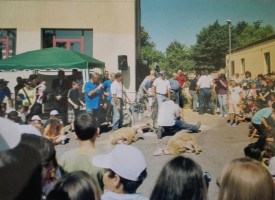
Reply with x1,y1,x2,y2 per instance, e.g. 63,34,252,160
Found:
31,115,41,121
50,110,59,116
0,118,22,152
92,144,147,181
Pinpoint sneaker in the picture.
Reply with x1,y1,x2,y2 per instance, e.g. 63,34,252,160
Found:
224,114,228,118
195,121,201,132
232,123,238,127
156,127,164,139
226,122,234,127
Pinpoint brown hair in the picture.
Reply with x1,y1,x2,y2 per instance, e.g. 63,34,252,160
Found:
218,158,275,200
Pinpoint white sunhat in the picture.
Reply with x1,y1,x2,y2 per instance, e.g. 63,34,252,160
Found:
92,144,147,181
0,118,22,152
50,110,59,116
31,115,41,121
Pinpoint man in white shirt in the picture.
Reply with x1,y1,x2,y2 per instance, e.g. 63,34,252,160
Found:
111,72,124,130
152,70,171,111
196,70,214,115
157,94,201,139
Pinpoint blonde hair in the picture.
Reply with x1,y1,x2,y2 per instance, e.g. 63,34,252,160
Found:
218,158,275,200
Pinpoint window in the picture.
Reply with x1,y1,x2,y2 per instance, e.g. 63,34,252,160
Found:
0,29,16,59
264,52,271,74
231,61,235,76
41,29,93,56
241,58,245,74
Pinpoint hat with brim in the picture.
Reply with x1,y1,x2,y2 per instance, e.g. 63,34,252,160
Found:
92,144,147,181
31,115,41,121
50,110,59,116
159,70,167,75
0,79,9,86
0,118,22,152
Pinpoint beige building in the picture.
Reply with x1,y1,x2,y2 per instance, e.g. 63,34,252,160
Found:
226,34,275,78
0,0,141,97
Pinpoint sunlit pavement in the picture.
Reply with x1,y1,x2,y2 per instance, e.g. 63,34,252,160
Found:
55,109,254,199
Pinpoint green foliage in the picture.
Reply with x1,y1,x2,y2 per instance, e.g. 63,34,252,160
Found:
165,40,195,73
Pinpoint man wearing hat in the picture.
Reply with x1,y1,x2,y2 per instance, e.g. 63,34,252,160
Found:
92,144,148,200
52,70,70,124
0,79,12,105
152,70,171,110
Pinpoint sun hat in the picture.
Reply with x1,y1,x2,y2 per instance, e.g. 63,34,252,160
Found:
92,144,147,181
31,115,41,121
50,110,59,116
159,70,167,75
0,118,22,152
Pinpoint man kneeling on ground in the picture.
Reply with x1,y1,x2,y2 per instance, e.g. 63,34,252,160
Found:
157,93,201,139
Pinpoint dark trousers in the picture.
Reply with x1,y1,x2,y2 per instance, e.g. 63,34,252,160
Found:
199,88,213,114
252,122,265,135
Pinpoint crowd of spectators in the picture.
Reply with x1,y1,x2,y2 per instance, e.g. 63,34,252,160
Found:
1,68,275,200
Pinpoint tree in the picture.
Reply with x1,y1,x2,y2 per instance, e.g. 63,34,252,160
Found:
165,40,195,73
140,26,165,68
192,21,228,71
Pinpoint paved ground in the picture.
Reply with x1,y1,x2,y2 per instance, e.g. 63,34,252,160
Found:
55,109,255,200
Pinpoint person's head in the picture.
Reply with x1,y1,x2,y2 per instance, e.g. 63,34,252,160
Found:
150,156,207,200
150,69,156,76
260,78,267,86
72,81,79,90
110,73,116,81
92,144,147,194
115,72,123,82
0,118,42,200
16,76,23,84
58,70,65,79
74,113,99,141
245,71,252,78
235,73,239,78
230,78,238,87
203,70,209,76
7,110,23,124
104,70,109,78
24,79,32,89
219,73,226,80
50,110,59,119
90,72,100,84
196,71,201,78
172,73,178,79
0,79,7,90
47,171,101,200
218,158,275,200
159,70,167,79
29,74,38,86
177,69,183,75
72,69,78,76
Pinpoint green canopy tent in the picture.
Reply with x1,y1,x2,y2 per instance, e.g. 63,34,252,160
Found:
0,47,105,71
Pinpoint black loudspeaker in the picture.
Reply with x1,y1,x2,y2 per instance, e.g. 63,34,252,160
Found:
118,55,128,70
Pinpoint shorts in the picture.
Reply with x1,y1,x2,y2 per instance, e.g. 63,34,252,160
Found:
67,108,75,123
228,103,240,115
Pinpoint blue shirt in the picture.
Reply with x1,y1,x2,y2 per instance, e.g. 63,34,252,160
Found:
0,87,11,103
84,81,103,110
103,80,112,101
252,107,273,125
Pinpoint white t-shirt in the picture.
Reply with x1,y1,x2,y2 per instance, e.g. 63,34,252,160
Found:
153,77,171,95
229,86,242,104
197,75,213,88
102,191,148,200
111,80,123,98
157,100,180,126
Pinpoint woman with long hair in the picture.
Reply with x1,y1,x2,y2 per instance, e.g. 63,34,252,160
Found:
218,158,275,200
150,156,207,200
43,118,66,144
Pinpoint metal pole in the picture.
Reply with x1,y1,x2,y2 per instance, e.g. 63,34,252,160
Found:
226,19,232,76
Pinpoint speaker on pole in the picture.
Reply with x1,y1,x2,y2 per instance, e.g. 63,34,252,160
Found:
118,55,128,70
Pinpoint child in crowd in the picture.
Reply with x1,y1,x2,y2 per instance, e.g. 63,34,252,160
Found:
36,79,46,104
59,113,103,192
17,104,27,123
227,78,243,127
67,81,85,132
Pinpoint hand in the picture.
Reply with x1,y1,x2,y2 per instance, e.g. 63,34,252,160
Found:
97,83,103,90
103,103,107,109
56,95,62,100
73,105,79,109
116,105,120,111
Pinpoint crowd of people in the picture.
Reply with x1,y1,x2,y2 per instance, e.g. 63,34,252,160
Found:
1,68,275,200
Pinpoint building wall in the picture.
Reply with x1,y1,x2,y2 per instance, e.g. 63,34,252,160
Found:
0,0,137,94
227,38,275,79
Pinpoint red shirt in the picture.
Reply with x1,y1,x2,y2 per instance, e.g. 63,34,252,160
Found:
176,74,186,87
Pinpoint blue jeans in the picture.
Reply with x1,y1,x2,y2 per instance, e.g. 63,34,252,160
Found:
111,98,123,130
189,90,198,111
218,94,228,116
86,108,100,126
156,94,167,112
199,88,213,114
174,120,199,132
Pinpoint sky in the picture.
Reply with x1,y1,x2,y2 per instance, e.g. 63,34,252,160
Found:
141,0,275,52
